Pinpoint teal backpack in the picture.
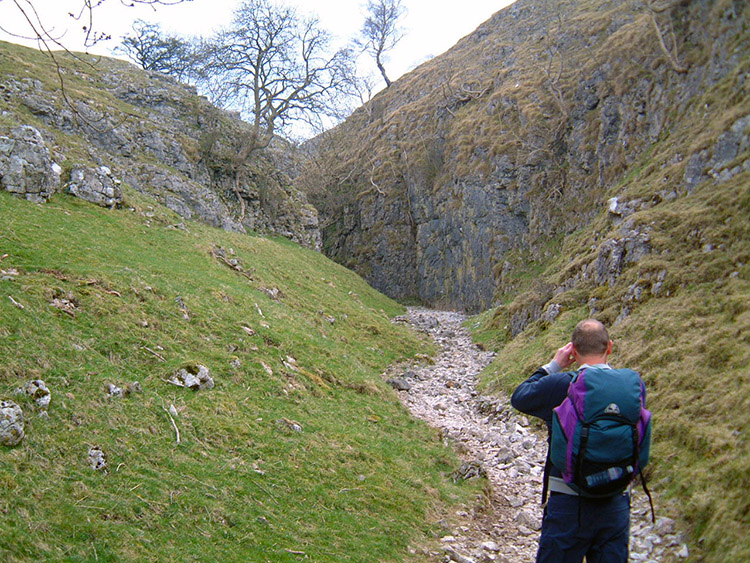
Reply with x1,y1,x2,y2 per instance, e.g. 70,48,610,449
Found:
550,366,652,500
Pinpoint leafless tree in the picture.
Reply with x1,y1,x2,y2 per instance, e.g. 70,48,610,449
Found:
359,0,405,88
192,0,355,221
347,72,379,118
196,0,354,157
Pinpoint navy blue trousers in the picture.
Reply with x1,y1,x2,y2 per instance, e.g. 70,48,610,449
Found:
536,492,630,563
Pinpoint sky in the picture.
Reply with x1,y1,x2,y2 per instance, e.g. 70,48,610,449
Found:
0,0,516,87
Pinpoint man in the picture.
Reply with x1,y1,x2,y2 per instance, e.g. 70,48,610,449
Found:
511,319,632,563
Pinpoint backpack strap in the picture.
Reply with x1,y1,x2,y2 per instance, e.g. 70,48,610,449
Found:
640,469,656,523
574,423,591,490
541,454,551,504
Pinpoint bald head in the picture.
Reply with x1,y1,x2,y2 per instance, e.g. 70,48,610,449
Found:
572,319,610,357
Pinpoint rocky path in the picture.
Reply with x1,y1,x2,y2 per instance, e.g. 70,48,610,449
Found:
387,308,688,563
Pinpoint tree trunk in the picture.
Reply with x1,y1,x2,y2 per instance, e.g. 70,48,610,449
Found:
376,55,391,88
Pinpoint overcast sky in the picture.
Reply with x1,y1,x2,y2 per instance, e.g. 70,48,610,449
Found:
1,0,516,87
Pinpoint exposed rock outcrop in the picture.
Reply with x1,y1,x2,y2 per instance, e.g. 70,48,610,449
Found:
168,365,215,391
0,49,320,249
67,165,123,208
0,125,60,202
304,0,748,312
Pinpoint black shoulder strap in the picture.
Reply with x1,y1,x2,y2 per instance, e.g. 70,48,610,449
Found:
541,454,552,504
640,469,656,523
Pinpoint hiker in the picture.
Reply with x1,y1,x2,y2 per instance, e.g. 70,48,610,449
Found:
510,319,651,563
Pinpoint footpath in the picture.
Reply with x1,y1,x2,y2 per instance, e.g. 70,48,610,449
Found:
386,308,689,563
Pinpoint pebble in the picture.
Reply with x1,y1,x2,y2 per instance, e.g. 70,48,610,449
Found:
387,308,688,563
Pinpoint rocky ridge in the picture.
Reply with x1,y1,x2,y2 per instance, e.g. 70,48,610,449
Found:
389,309,688,562
0,43,320,248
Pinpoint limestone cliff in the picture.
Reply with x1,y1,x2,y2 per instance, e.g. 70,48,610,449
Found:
0,42,320,249
302,0,748,312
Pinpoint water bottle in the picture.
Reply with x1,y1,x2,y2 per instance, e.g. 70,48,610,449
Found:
585,466,632,487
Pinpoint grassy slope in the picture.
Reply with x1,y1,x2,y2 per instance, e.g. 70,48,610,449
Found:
472,59,750,561
0,188,476,562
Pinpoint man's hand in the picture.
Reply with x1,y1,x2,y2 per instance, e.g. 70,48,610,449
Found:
553,342,576,370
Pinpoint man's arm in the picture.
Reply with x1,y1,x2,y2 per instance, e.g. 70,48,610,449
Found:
510,367,555,419
510,342,576,426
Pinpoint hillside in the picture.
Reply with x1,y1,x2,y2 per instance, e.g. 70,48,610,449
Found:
302,0,750,560
302,0,748,313
0,185,486,561
0,40,319,248
0,39,496,562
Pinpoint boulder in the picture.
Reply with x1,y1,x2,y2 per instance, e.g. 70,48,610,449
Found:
386,377,412,391
0,400,25,446
16,379,51,412
168,365,214,391
88,446,108,472
66,165,123,207
0,125,60,202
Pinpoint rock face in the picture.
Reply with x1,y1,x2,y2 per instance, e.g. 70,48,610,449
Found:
304,0,748,312
0,125,60,202
0,53,320,249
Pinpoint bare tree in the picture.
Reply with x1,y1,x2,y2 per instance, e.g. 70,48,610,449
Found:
348,72,378,118
116,19,193,79
196,0,354,156
359,0,405,88
193,0,354,222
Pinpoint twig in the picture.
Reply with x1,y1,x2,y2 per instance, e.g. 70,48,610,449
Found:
135,493,167,508
284,549,307,556
8,296,24,309
649,12,688,73
336,488,362,494
247,476,279,504
0,254,8,261
164,408,181,444
142,346,166,362
369,174,385,196
181,472,219,491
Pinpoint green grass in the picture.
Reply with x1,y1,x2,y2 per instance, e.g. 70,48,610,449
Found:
0,189,478,562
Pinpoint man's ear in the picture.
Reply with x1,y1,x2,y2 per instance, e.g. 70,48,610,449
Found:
572,345,580,361
606,340,613,355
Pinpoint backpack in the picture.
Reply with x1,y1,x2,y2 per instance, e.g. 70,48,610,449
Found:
550,366,652,498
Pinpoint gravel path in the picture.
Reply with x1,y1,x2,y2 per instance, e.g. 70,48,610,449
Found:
386,308,689,563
